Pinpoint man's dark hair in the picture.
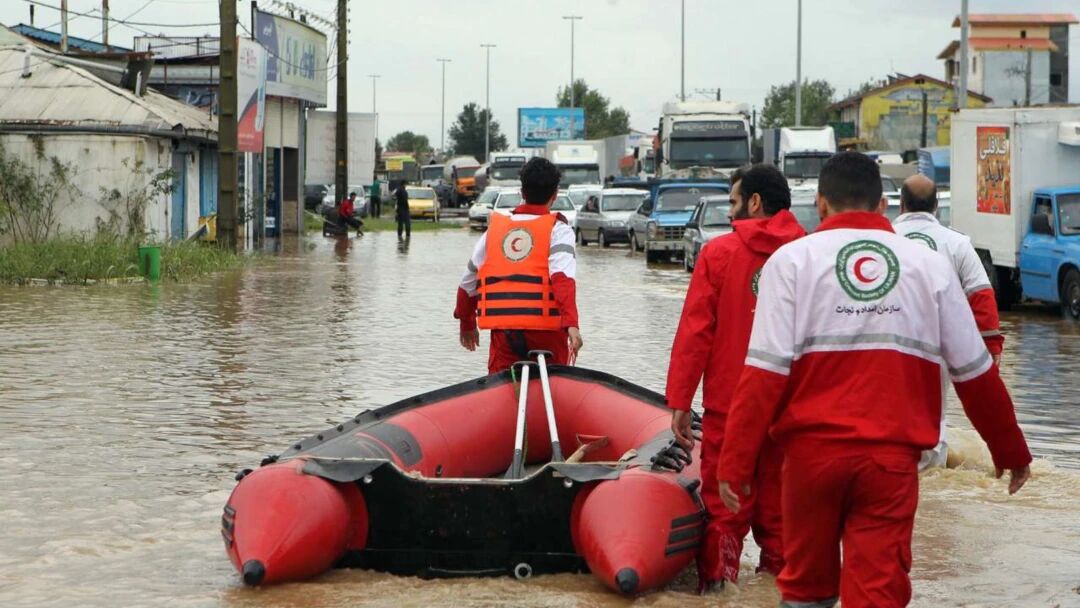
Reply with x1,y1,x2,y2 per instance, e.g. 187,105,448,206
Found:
519,157,562,203
349,191,357,197
818,151,882,211
739,164,791,215
900,182,937,213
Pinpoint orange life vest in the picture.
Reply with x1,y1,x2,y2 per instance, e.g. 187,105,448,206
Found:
477,213,562,331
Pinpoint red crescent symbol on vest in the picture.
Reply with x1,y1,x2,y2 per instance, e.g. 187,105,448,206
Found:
510,237,523,253
853,256,877,283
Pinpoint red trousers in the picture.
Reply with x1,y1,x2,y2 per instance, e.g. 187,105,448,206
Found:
779,441,920,607
699,410,784,586
487,329,570,374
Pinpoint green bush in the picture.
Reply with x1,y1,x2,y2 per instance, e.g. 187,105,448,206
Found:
0,236,246,284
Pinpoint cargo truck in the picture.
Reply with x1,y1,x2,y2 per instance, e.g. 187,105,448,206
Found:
544,141,602,188
443,156,481,207
951,106,1080,318
762,126,836,186
487,152,528,188
655,101,751,179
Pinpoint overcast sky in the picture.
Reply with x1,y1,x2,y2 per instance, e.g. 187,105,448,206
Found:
2,0,1078,148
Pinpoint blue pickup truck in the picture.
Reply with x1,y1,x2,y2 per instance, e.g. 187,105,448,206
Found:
1012,188,1080,317
627,181,729,264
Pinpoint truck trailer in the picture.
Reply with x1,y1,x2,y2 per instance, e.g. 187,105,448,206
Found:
950,106,1080,317
544,141,602,188
762,126,836,186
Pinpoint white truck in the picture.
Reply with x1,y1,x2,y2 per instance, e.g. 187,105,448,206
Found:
763,126,836,186
487,152,529,188
544,141,603,188
655,100,752,179
951,106,1080,317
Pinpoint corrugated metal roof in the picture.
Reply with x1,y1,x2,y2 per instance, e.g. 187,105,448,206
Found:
12,23,132,53
952,13,1079,27
0,44,216,142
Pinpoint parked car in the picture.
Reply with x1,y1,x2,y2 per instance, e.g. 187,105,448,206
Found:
566,185,602,210
322,185,370,217
575,188,646,247
551,194,576,226
304,184,328,210
628,182,729,263
789,190,821,232
682,194,732,271
407,186,439,220
468,187,517,230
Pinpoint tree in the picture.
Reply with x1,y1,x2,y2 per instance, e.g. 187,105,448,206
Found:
386,131,431,158
447,102,507,162
760,79,836,128
556,80,630,139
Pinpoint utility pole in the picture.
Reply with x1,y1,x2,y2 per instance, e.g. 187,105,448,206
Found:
60,0,68,53
957,0,969,110
920,90,928,147
795,0,802,125
1024,48,1032,106
481,44,496,162
562,16,582,107
437,58,451,156
369,74,380,141
101,0,109,52
680,0,686,102
217,0,238,251
335,0,348,208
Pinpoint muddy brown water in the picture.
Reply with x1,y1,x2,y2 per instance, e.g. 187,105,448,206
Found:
1,228,1078,607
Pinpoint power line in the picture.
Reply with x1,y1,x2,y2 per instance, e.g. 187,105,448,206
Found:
23,0,219,28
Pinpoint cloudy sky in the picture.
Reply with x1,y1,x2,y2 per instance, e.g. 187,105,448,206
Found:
2,0,1077,148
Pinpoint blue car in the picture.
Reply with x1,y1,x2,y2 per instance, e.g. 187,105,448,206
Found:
1017,187,1080,319
628,182,729,263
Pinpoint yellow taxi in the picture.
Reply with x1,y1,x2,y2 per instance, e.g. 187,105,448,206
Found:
407,186,440,220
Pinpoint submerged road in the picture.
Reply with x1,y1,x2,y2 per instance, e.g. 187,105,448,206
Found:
1,228,1078,606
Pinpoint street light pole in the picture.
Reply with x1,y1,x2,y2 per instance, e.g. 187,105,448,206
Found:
680,0,685,102
795,0,802,126
957,0,970,110
481,44,496,162
437,59,451,157
562,16,582,107
369,74,381,141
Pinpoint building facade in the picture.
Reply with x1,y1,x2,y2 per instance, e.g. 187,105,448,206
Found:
828,74,989,152
938,13,1077,106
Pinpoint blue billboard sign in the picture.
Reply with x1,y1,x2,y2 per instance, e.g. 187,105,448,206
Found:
518,108,586,148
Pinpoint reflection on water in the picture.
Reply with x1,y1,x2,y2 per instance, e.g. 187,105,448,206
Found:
0,229,1078,607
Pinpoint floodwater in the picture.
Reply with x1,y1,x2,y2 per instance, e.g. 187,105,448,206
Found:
1,227,1078,607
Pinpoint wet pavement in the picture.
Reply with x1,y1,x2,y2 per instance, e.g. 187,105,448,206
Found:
1,227,1078,607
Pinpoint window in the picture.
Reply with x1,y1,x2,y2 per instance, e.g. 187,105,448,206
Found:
972,56,977,73
1058,194,1080,236
1050,73,1063,86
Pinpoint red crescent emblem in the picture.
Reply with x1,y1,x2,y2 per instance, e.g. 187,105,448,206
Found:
510,237,523,253
853,256,877,283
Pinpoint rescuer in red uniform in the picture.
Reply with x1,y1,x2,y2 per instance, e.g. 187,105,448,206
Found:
665,164,805,591
718,152,1031,608
455,157,583,373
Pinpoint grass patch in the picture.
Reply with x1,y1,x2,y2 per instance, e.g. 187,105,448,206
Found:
305,211,461,234
0,235,247,284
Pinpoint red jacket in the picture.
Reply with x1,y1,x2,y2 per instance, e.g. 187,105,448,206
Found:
665,209,806,412
340,197,355,218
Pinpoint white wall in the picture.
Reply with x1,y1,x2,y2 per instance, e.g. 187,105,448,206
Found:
0,133,179,239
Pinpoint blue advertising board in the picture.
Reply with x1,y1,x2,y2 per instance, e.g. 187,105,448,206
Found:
518,108,586,148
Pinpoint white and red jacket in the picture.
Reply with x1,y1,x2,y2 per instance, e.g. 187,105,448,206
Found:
718,212,1031,487
893,211,1003,356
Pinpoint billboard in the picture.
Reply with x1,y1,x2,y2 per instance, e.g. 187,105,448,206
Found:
236,37,267,153
304,110,377,186
518,108,585,148
976,126,1010,215
254,9,328,105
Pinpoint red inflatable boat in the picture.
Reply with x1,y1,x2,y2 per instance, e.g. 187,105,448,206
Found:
222,359,704,595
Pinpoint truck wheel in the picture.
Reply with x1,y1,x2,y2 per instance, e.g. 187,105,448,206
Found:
1062,268,1080,320
684,251,694,273
979,250,1015,311
598,230,610,248
576,228,588,247
630,232,643,252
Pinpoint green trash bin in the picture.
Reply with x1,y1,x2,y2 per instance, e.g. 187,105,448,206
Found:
138,245,162,281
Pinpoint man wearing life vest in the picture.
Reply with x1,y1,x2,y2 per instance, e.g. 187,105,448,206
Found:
454,157,583,373
717,152,1031,608
894,174,1005,470
665,164,805,591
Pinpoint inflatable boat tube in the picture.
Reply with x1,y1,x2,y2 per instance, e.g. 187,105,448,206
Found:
222,365,704,595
